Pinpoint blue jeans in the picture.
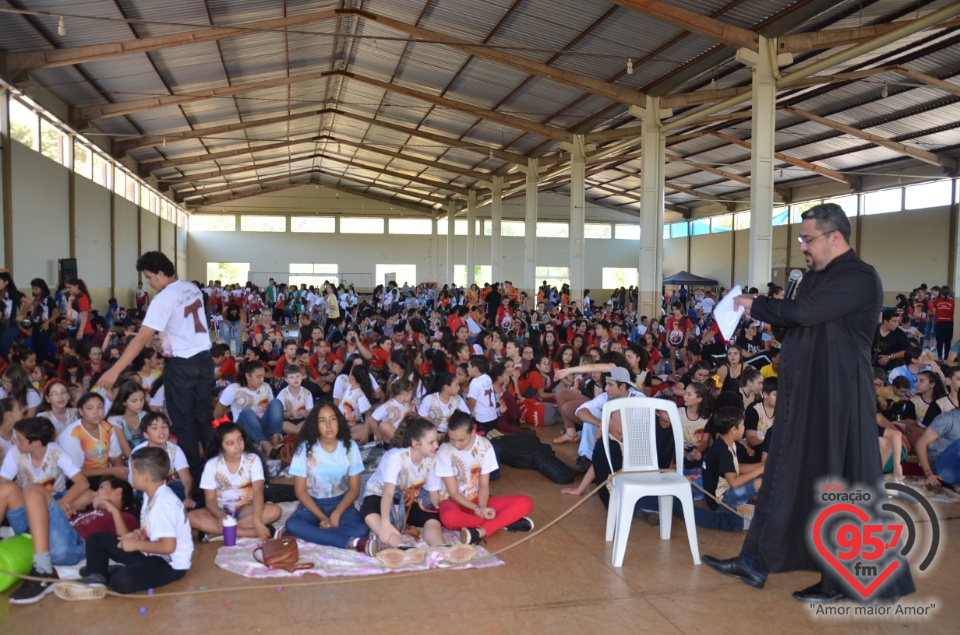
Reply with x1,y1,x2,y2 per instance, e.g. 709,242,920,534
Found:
8,497,86,565
0,325,19,360
236,400,284,446
223,320,242,354
284,493,368,548
934,437,960,485
721,479,758,508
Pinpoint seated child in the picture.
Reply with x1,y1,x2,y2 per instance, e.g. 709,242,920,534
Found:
703,407,764,512
59,392,128,489
0,417,89,604
274,363,315,436
69,476,139,540
743,377,776,461
189,422,281,541
356,418,443,555
437,411,534,545
367,379,414,444
129,412,194,507
284,403,368,548
79,447,193,595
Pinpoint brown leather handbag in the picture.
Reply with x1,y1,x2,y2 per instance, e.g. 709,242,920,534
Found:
253,536,314,573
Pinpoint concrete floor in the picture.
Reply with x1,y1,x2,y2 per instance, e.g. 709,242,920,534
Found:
2,428,957,634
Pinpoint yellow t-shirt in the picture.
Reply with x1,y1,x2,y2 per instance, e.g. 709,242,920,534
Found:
760,365,778,379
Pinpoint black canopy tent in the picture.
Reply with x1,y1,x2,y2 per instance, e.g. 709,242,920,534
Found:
662,271,719,287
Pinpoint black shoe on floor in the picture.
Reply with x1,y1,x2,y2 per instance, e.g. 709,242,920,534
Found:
504,516,535,532
9,567,58,605
572,456,592,474
702,555,766,589
461,527,486,546
792,582,846,604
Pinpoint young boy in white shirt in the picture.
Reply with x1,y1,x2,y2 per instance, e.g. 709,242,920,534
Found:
465,356,497,433
274,365,314,436
1,417,89,604
77,446,194,595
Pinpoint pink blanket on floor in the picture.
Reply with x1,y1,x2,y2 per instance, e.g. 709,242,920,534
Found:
214,536,504,579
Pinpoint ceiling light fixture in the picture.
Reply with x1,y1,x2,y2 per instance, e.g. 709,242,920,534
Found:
881,82,889,98
58,16,65,36
626,58,634,75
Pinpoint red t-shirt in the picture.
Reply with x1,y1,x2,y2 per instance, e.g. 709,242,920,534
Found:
77,294,93,335
217,356,237,382
665,316,690,348
369,347,390,371
70,509,140,540
934,298,955,323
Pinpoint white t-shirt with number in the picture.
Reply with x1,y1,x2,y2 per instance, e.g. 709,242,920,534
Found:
435,435,498,502
467,374,497,423
0,442,81,495
142,279,211,358
140,483,193,570
199,453,264,515
417,392,469,433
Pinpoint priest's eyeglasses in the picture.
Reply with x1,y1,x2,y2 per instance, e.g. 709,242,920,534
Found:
797,230,835,244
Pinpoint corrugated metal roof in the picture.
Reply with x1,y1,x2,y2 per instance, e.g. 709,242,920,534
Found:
1,0,958,214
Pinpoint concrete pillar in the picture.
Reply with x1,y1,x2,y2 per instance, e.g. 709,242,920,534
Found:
0,90,11,271
491,177,502,283
637,98,670,320
738,36,791,288
569,136,586,301
467,190,477,286
524,159,539,294
445,202,455,285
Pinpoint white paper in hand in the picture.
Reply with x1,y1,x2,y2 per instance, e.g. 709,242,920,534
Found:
714,285,744,342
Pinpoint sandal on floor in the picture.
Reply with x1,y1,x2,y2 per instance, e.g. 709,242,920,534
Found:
432,544,478,567
54,581,107,601
553,431,579,444
376,546,426,569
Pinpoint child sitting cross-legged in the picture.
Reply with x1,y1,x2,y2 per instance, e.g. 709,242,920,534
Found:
1,417,89,604
703,407,764,514
284,403,369,549
354,417,446,564
437,411,534,545
74,446,193,596
129,412,195,508
189,422,281,542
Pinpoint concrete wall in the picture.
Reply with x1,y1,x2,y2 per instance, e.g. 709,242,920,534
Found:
663,204,952,301
4,139,173,310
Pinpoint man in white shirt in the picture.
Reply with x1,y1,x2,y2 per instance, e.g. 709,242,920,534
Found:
97,252,214,478
572,367,644,473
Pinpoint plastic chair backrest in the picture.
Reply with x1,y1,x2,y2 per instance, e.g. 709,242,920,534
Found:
602,397,684,475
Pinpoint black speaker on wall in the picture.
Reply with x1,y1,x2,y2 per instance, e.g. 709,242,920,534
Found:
58,258,78,284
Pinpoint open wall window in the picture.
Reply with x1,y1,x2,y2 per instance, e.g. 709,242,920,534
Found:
290,263,339,287
602,268,639,289
207,262,250,285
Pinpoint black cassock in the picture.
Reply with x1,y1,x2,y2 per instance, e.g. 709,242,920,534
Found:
744,249,914,598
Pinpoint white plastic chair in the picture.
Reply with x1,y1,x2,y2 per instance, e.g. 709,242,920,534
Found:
602,397,700,567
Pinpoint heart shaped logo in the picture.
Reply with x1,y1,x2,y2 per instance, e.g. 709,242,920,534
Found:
812,503,900,599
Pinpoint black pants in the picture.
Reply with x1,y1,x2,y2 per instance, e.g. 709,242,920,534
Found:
934,322,953,361
31,326,54,364
164,351,216,479
86,532,186,594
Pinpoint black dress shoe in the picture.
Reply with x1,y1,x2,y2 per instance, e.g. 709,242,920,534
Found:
702,555,766,589
792,582,846,604
572,456,592,474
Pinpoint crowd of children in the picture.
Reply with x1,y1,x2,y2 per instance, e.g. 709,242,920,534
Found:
2,269,959,606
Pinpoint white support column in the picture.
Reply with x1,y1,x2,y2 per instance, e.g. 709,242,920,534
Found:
491,177,503,283
524,159,539,295
446,202,455,285
430,214,439,283
637,98,670,320
738,36,791,288
569,136,586,302
467,190,477,286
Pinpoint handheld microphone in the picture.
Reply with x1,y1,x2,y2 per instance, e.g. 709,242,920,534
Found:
785,269,803,299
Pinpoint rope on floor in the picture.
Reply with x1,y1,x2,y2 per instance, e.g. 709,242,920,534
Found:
3,475,615,599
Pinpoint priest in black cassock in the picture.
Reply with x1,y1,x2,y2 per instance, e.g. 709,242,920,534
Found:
703,203,915,603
